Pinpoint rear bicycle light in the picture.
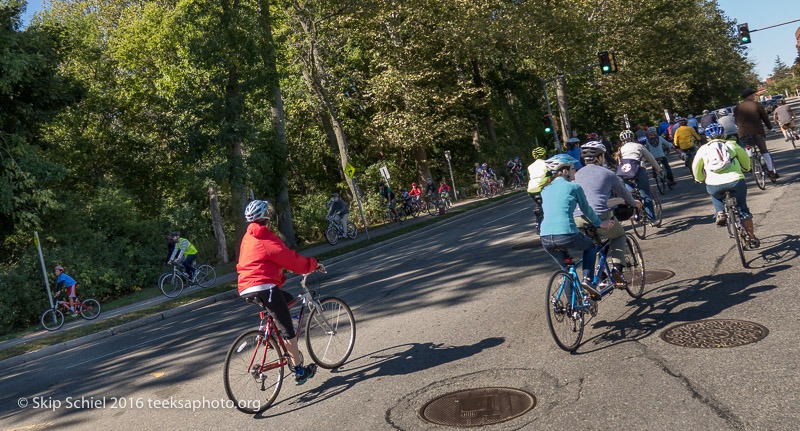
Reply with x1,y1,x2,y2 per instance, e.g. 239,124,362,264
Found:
259,311,264,320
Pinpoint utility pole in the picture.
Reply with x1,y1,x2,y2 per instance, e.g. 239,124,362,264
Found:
540,79,562,151
555,77,572,144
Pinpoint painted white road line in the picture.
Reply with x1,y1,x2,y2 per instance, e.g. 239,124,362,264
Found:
481,206,529,226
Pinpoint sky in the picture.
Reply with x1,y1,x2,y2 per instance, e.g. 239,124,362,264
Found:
17,0,800,81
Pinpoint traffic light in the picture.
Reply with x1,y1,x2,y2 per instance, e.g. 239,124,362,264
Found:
598,51,618,74
738,23,751,44
543,115,552,133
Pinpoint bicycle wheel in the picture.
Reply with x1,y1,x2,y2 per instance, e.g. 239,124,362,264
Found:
751,156,766,190
726,197,747,268
655,172,666,194
623,234,646,298
40,308,65,331
397,210,407,224
159,273,184,298
382,210,393,228
545,271,583,352
791,131,798,149
223,330,284,414
195,264,217,288
650,187,662,227
324,225,339,245
346,222,358,239
305,297,356,369
426,200,436,216
630,207,646,239
80,298,101,320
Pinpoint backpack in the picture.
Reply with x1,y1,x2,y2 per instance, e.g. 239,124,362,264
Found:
616,158,641,180
704,141,732,173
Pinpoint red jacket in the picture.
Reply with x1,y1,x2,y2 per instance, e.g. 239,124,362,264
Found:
237,223,318,293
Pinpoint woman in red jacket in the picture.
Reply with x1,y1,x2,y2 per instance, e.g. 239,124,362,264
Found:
237,200,325,385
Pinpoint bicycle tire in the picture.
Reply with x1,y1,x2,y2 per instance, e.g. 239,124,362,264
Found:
382,210,393,228
223,330,284,414
426,200,436,216
630,207,646,239
655,172,666,194
160,273,184,298
623,234,646,298
40,308,65,331
791,131,798,149
751,156,766,190
324,225,339,246
545,271,584,351
650,187,662,227
158,272,170,287
195,264,217,288
726,196,748,268
397,210,407,224
346,222,358,239
80,298,101,320
305,297,356,369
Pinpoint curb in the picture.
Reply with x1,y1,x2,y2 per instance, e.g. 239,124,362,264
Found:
0,290,239,370
1,193,522,369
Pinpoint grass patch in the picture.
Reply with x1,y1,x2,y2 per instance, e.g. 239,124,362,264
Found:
0,282,236,362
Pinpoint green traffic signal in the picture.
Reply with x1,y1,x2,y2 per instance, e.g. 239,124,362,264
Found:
737,23,751,45
545,125,552,133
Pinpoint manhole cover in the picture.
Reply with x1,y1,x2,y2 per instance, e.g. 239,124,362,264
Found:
420,387,536,427
661,319,768,348
644,269,675,284
511,239,542,250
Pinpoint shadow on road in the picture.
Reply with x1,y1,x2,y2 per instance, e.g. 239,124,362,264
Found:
254,337,505,418
574,264,788,354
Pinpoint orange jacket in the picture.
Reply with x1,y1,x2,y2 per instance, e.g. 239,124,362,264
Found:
237,223,317,293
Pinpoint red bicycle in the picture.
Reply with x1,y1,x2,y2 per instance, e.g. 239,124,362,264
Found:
40,297,101,331
223,274,356,413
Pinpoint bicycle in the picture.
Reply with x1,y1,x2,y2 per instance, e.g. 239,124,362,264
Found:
742,141,768,190
400,198,422,218
381,204,407,227
324,215,357,246
624,180,662,240
439,191,452,210
159,262,217,298
40,297,101,331
722,190,752,269
780,122,798,149
508,171,525,190
223,273,356,413
545,229,645,351
478,180,497,199
425,192,439,216
651,161,673,195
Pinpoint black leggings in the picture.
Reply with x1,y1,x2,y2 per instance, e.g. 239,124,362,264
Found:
241,289,296,340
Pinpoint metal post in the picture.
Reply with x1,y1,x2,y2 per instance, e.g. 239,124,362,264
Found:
350,177,370,240
540,78,561,151
249,189,255,201
445,152,458,201
35,231,54,309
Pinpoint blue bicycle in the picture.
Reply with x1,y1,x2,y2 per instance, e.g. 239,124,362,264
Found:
545,229,645,351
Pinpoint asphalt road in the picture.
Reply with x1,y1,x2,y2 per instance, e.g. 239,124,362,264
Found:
2,123,800,431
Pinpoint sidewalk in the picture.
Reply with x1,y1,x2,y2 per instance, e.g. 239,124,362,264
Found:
0,190,524,368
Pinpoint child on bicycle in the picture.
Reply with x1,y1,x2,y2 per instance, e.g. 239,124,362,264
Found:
54,265,78,313
238,200,326,385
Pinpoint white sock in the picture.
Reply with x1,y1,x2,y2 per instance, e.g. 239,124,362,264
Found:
763,152,775,172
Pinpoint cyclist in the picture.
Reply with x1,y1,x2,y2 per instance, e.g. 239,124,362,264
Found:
474,163,484,183
326,193,349,238
398,187,413,213
575,142,642,284
564,137,583,170
773,98,796,142
588,132,616,169
378,183,399,219
672,117,702,166
238,200,323,385
717,109,738,144
438,179,451,203
540,154,614,298
691,124,759,248
409,182,422,206
735,88,778,180
424,177,438,203
527,147,548,232
687,114,699,130
700,109,717,130
167,231,198,281
481,162,499,192
53,265,78,314
644,128,676,186
617,130,661,226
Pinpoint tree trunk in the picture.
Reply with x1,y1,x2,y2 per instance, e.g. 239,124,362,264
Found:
471,60,497,148
412,145,432,185
259,0,296,247
208,182,229,263
555,76,573,143
472,126,482,153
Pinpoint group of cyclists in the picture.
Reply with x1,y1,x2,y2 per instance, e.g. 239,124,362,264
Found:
531,87,796,294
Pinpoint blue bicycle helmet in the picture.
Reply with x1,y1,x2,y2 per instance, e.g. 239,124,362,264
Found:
704,123,725,139
545,154,578,173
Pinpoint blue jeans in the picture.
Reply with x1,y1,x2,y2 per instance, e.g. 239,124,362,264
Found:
541,233,597,280
706,180,752,219
182,253,197,277
657,157,674,183
625,169,656,221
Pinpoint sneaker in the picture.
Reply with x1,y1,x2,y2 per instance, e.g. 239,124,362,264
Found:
767,171,778,181
748,236,761,249
715,211,727,226
295,364,317,385
610,267,626,286
581,278,601,299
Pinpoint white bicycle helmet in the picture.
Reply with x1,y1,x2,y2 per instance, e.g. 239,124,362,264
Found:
619,130,635,142
580,141,606,159
245,200,270,222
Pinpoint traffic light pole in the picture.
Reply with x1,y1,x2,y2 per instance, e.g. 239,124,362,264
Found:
751,18,800,32
541,62,601,151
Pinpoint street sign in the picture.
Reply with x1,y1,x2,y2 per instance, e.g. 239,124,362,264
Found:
379,166,390,180
345,163,356,178
444,151,451,160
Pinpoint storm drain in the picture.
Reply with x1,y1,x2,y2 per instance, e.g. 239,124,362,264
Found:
661,319,768,348
420,387,536,427
511,239,542,250
644,269,675,284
